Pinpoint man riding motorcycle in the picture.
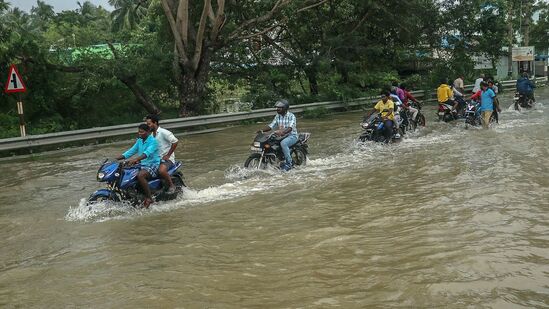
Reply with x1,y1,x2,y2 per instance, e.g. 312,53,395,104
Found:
115,123,160,208
400,83,420,125
372,91,395,143
257,99,298,171
516,72,536,105
437,78,458,112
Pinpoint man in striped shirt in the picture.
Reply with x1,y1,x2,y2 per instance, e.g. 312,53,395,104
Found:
257,99,298,171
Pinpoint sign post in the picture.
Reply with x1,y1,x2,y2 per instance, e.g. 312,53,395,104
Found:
512,46,535,77
4,64,27,137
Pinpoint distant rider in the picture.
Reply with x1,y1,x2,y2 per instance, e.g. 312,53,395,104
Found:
145,114,179,194
453,75,465,95
372,91,395,143
391,82,406,101
257,99,298,171
437,78,458,112
472,73,485,93
116,123,160,208
400,83,420,125
516,72,536,105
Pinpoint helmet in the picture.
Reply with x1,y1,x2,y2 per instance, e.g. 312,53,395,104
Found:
274,99,289,110
521,72,529,78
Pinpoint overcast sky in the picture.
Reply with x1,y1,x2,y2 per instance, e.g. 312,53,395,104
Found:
12,0,113,12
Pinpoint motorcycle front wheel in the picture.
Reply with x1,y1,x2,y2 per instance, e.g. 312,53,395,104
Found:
87,193,120,204
244,153,265,169
417,114,426,127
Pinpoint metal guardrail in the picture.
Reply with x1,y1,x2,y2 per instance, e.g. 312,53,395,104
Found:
0,77,546,153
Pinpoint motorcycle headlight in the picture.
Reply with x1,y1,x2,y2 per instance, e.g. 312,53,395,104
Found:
253,142,260,147
361,122,369,129
97,172,105,180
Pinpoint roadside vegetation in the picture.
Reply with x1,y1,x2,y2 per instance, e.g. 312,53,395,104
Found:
0,0,547,138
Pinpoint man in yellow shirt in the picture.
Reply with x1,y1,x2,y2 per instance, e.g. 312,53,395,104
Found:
373,91,395,142
437,78,458,111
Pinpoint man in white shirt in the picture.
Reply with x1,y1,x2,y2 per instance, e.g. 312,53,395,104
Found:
472,73,485,93
145,114,179,194
453,75,464,94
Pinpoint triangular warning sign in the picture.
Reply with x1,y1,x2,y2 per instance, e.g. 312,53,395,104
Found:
4,64,27,94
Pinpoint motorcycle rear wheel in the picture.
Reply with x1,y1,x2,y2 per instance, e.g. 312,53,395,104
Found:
171,173,186,190
291,148,307,166
443,113,454,122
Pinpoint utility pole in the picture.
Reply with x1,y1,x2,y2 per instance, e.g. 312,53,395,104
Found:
507,0,514,77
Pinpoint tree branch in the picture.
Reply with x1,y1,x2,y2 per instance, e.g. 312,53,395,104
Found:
209,0,226,42
261,32,300,64
161,0,189,65
296,0,327,13
227,0,290,42
176,0,189,47
192,0,211,70
235,23,281,41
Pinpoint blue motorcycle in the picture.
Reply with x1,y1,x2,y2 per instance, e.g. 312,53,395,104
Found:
87,159,186,206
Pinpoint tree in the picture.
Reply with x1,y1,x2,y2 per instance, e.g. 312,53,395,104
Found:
159,0,325,116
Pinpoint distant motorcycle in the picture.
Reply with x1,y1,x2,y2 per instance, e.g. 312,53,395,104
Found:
513,92,535,111
437,97,465,122
437,103,458,122
401,101,426,131
358,113,402,143
244,132,310,169
464,100,496,129
87,160,186,206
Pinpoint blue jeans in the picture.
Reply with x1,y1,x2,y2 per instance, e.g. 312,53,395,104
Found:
280,134,298,165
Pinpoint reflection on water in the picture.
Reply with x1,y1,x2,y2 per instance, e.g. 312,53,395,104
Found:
0,89,548,307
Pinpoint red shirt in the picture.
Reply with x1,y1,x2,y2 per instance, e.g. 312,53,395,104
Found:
471,90,482,101
402,90,418,107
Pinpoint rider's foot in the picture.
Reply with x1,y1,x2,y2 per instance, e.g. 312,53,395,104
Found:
166,186,176,195
143,197,153,208
280,163,292,172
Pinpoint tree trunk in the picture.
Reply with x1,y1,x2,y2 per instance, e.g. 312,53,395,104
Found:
178,73,206,116
117,74,161,114
178,49,211,117
305,68,319,96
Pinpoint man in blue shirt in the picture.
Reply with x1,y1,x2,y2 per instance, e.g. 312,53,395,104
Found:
116,123,160,208
479,82,496,129
257,99,298,171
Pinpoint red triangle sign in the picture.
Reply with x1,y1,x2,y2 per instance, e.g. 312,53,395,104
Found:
4,64,27,94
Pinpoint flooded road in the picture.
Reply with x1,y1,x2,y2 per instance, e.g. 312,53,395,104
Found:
0,88,548,308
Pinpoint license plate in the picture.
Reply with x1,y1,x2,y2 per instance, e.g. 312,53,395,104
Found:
250,146,261,152
438,112,445,116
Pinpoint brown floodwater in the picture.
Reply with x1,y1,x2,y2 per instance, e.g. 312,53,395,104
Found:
0,88,548,308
